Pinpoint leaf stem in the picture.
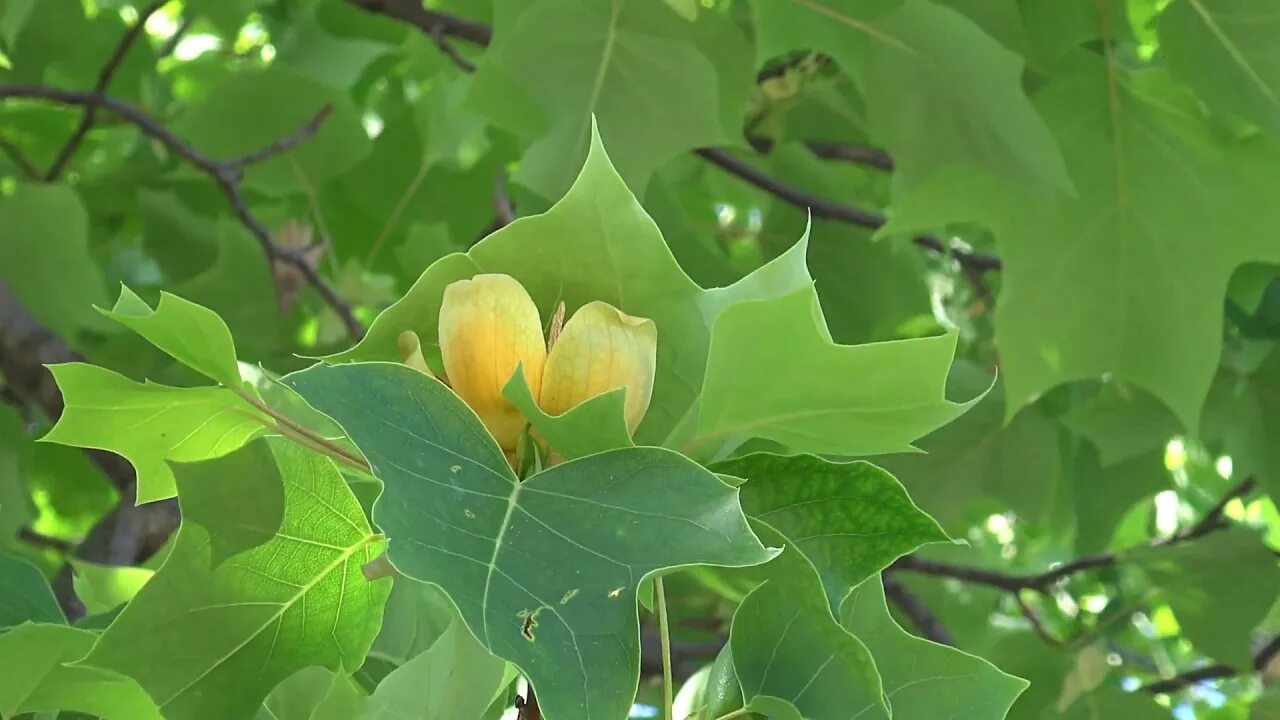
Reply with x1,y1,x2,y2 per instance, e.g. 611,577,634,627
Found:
655,575,674,720
713,709,752,720
234,390,371,472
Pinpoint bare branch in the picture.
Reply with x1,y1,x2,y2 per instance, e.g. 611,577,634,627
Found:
748,135,895,172
695,147,1003,273
0,85,365,340
44,0,169,180
1141,636,1280,693
893,476,1258,592
226,105,334,169
0,135,40,179
347,0,492,46
882,573,955,646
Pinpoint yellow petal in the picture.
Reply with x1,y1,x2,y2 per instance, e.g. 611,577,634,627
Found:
396,330,434,377
438,274,546,451
539,301,657,434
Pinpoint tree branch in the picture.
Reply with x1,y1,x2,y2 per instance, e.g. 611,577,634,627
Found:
882,572,955,646
748,135,895,172
696,147,1002,273
0,85,365,340
344,0,1006,277
0,135,40,179
44,0,168,180
1141,635,1280,693
893,476,1257,593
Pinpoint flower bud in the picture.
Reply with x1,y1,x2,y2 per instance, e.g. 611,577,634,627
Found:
438,274,547,451
539,301,657,434
397,330,434,377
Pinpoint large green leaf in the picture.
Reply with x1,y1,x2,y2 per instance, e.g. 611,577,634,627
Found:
1205,346,1280,504
1161,0,1280,140
285,361,775,720
751,0,1068,199
716,453,948,607
0,623,162,720
0,184,108,339
0,551,64,628
729,537,888,720
360,611,508,720
100,285,242,388
1061,384,1180,466
80,440,391,719
841,578,1027,718
693,287,978,460
883,57,1280,432
259,667,366,720
502,367,633,461
879,362,1061,530
42,363,270,503
325,126,967,460
467,0,751,197
1126,528,1280,668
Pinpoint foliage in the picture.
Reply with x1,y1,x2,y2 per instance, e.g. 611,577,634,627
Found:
1,1,1279,719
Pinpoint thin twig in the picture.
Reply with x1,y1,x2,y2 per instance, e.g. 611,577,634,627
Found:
227,105,334,168
157,12,195,58
429,23,477,72
0,135,40,178
1141,636,1280,693
748,135,895,172
882,573,954,646
1014,592,1063,648
44,0,168,180
694,147,1002,274
0,85,365,340
893,476,1257,592
655,576,675,720
344,0,1007,276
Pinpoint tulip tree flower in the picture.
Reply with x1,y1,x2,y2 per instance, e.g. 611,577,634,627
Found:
539,301,657,434
435,274,656,454
438,274,548,452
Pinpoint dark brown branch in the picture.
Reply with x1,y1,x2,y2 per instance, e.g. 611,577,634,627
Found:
226,105,333,169
696,147,1002,273
748,135,895,172
347,0,492,46
1141,635,1280,693
893,476,1257,592
44,0,168,180
346,0,1007,277
882,573,954,646
0,85,365,340
0,135,40,178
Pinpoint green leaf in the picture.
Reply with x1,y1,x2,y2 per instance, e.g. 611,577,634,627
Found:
68,559,155,616
1126,528,1280,668
752,0,1068,198
894,57,1280,431
0,405,34,541
502,366,634,461
329,126,966,460
1070,448,1168,555
171,438,288,564
170,65,372,197
175,222,283,361
1160,0,1280,140
0,184,108,339
25,441,119,542
693,287,979,460
360,611,508,720
284,361,775,720
42,363,270,504
0,551,64,628
715,453,948,607
840,578,1027,718
729,536,888,720
1062,384,1180,465
0,623,162,720
100,285,242,388
79,440,391,720
879,362,1061,530
1053,688,1168,720
259,667,366,720
467,0,751,197
1205,347,1280,504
